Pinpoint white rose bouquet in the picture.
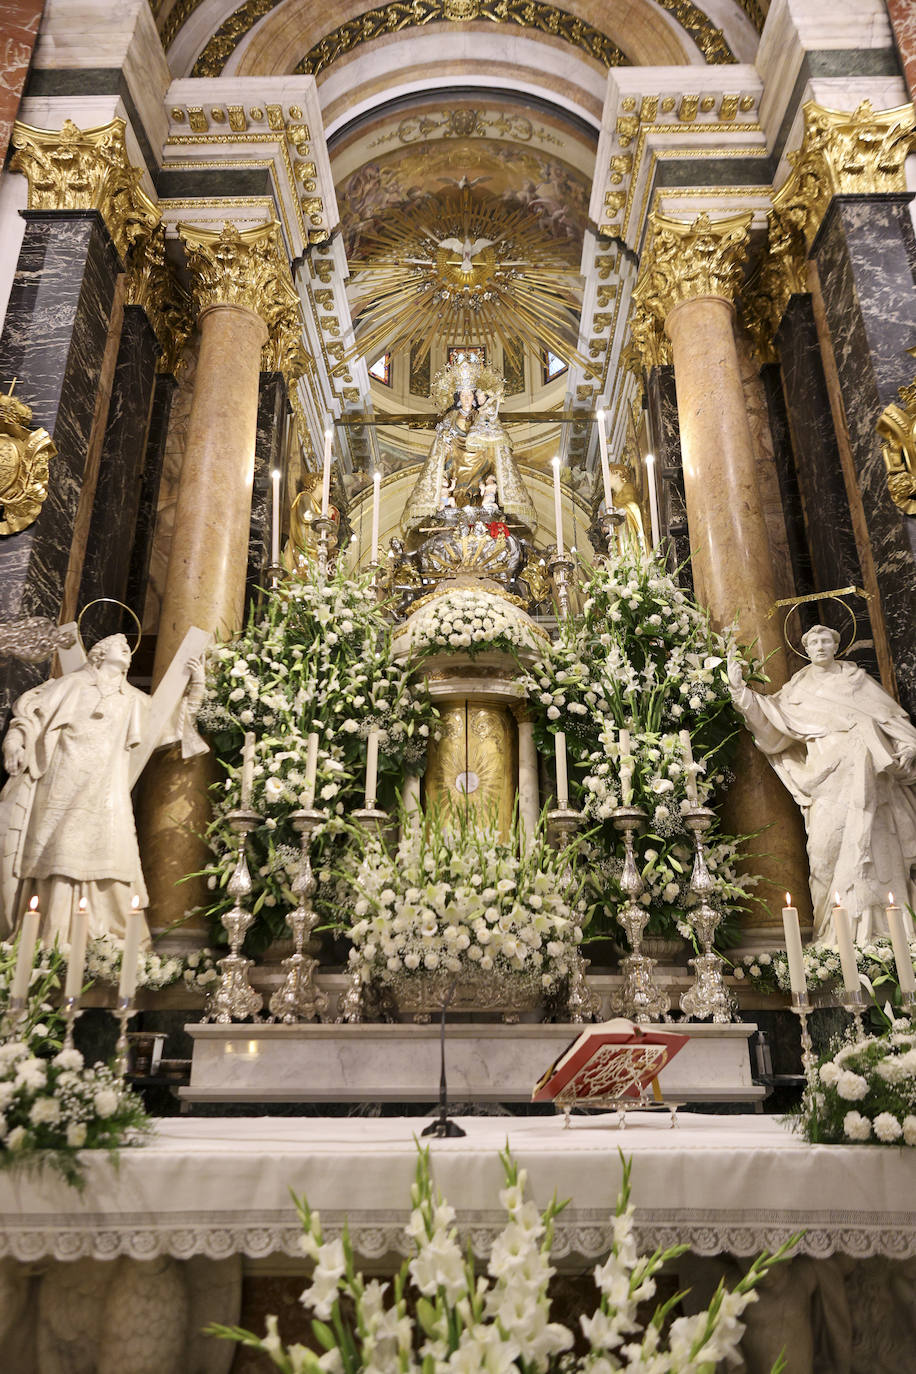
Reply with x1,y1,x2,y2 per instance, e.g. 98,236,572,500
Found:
407,587,538,659
208,1143,791,1372
798,1021,916,1145
340,807,585,998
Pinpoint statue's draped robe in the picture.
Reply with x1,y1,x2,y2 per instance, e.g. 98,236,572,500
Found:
734,661,916,939
0,665,205,941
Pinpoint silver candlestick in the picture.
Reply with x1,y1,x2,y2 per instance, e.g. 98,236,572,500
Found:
790,990,818,1078
679,805,736,1023
547,805,600,1022
840,987,869,1041
113,996,137,1076
266,562,285,591
1,995,27,1041
611,805,670,1023
548,550,575,619
313,515,337,581
352,805,390,834
61,995,81,1050
595,506,626,561
204,808,264,1023
269,808,328,1024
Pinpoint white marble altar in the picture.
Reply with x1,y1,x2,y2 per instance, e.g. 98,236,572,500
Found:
179,1021,765,1104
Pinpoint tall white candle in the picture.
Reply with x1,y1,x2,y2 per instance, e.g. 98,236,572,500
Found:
365,729,380,809
618,727,633,805
782,896,806,996
554,730,569,808
596,409,613,509
370,470,381,565
886,893,916,995
645,453,661,548
270,468,281,566
64,898,90,1001
320,427,333,518
551,456,565,557
118,896,143,1002
11,897,40,1001
303,732,319,809
832,902,860,995
240,731,255,810
679,728,699,806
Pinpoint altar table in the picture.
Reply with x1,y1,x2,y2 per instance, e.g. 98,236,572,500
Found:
2,1112,914,1264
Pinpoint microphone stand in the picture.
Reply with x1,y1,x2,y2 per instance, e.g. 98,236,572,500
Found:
421,978,466,1138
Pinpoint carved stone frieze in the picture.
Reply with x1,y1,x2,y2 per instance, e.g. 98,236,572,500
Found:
10,117,159,262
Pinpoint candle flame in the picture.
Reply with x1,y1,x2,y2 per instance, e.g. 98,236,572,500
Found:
551,455,561,469
785,893,792,906
596,408,605,421
834,891,841,906
28,895,39,910
646,452,655,465
889,892,896,905
131,895,140,910
373,469,381,484
324,427,333,439
78,897,87,911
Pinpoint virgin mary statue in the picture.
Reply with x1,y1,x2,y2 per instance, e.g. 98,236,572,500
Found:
401,353,537,537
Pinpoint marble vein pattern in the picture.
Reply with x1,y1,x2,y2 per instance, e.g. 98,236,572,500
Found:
0,211,121,721
759,360,815,602
813,195,916,715
0,0,44,168
647,364,692,591
126,372,176,624
143,338,197,635
887,0,916,101
79,305,160,610
775,295,879,679
249,371,286,610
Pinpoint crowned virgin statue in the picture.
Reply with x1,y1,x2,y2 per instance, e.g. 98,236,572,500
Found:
401,353,537,537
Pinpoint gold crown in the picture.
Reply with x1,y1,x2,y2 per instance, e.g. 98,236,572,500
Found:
430,351,505,413
0,381,32,429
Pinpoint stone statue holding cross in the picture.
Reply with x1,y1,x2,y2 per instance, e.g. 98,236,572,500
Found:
0,627,210,945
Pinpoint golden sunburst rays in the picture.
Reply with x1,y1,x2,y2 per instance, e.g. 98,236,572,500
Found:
346,183,587,379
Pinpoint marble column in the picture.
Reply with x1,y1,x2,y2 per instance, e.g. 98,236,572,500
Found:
126,372,177,623
775,294,879,679
0,0,44,166
887,0,916,101
514,707,540,846
78,305,160,610
633,211,811,929
248,371,287,609
0,210,122,719
809,194,916,716
139,220,299,938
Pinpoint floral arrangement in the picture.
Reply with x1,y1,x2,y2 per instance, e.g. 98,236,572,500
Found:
733,935,916,1003
0,1039,149,1186
85,936,219,993
522,549,758,945
405,586,540,660
209,1142,789,1372
340,807,585,996
198,559,439,950
0,940,67,1050
797,1020,916,1145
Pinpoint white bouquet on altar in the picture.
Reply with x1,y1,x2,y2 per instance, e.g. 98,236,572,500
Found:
340,808,585,996
798,1020,916,1145
84,935,219,993
208,1142,790,1372
735,935,916,1003
406,587,539,659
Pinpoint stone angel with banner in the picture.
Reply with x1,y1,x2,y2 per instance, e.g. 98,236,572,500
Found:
0,625,210,945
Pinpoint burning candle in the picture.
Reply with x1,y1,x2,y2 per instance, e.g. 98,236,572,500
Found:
886,892,916,996
365,729,379,809
240,731,255,810
645,452,661,548
320,427,333,518
679,729,698,807
270,468,281,566
551,456,565,557
619,727,633,806
118,896,143,1003
554,730,569,808
370,470,381,565
596,409,613,510
303,732,319,809
782,894,806,996
64,898,90,1001
832,897,859,995
10,896,40,1001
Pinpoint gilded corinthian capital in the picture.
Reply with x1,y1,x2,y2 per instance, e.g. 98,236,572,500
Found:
179,221,300,330
627,210,752,369
10,118,159,261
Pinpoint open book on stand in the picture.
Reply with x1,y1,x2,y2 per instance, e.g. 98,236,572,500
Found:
532,1018,689,1125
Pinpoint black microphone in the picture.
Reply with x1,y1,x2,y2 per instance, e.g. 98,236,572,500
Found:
421,978,466,1138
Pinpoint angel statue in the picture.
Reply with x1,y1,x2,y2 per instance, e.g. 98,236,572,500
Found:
401,353,537,536
728,624,916,942
0,632,208,945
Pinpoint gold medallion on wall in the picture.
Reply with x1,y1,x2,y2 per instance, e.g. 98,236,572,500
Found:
424,700,517,837
0,385,56,536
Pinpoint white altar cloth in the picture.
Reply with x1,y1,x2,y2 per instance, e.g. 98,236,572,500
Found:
1,1113,914,1264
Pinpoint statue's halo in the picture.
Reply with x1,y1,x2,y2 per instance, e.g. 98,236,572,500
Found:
781,594,858,660
76,597,143,655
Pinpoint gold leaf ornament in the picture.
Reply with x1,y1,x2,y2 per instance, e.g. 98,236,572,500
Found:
0,387,56,536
